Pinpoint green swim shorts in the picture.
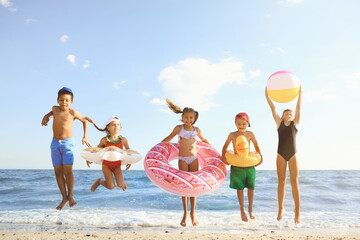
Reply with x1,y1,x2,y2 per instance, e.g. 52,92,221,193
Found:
230,166,256,190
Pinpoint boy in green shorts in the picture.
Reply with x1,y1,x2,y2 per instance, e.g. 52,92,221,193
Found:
222,113,263,222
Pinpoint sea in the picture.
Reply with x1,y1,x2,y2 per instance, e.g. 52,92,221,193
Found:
0,169,359,234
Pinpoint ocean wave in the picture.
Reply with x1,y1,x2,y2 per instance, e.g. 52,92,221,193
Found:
0,209,359,231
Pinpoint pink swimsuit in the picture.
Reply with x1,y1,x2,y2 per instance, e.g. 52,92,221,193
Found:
178,125,198,164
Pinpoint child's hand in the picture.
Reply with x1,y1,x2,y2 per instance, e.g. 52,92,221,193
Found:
86,161,92,168
125,164,131,171
222,156,229,165
41,115,50,126
255,155,263,167
82,137,92,148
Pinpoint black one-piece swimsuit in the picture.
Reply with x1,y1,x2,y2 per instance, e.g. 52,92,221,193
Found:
277,121,298,161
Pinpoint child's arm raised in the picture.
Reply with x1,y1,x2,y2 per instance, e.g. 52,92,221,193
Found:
196,127,210,145
249,132,263,166
162,125,181,142
221,133,232,165
73,110,91,148
41,110,53,126
265,87,281,127
294,85,302,128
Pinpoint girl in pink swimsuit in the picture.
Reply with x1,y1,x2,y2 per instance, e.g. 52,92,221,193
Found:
86,116,131,192
162,98,210,227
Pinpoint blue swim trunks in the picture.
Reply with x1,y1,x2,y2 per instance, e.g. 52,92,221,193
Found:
50,137,75,167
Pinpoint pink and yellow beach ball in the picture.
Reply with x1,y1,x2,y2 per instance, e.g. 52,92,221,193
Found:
266,70,300,103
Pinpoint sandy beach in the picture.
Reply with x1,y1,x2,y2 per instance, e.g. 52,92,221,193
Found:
1,228,359,240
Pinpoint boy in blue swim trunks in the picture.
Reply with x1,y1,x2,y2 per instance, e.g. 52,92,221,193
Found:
222,113,263,222
42,87,91,210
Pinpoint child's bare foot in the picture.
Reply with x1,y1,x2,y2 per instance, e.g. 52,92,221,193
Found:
118,181,127,191
180,214,187,227
56,198,68,210
249,211,256,220
277,208,285,221
241,209,248,222
69,196,77,208
91,178,101,192
294,208,300,224
190,212,199,226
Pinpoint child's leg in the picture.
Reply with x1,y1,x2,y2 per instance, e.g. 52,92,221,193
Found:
54,165,68,210
288,155,300,224
188,159,199,226
276,154,287,221
181,196,188,227
178,160,190,227
91,165,116,192
237,190,248,222
189,197,198,226
114,167,127,191
247,189,255,219
63,164,76,207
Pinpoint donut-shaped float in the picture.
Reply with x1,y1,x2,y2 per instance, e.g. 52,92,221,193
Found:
144,141,226,197
266,70,300,103
81,146,141,165
225,136,261,167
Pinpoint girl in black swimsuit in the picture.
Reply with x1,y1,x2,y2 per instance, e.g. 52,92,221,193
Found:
265,86,302,225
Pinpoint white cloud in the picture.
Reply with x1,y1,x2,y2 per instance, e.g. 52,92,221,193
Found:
113,81,126,89
287,0,303,3
1,0,11,7
25,18,38,24
60,35,69,43
303,87,338,104
277,0,303,5
142,92,150,97
248,69,262,79
82,60,90,69
270,48,286,54
346,73,360,89
158,57,246,111
276,47,286,53
150,98,166,105
1,0,16,11
159,108,171,113
67,54,76,66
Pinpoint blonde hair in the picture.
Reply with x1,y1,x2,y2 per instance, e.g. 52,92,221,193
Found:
166,98,199,124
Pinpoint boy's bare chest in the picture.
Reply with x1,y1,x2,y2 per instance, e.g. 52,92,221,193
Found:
232,132,250,142
54,111,75,124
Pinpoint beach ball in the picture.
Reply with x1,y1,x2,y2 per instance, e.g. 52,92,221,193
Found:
266,70,300,103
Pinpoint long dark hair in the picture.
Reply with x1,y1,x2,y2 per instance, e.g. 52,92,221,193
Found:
91,117,121,135
166,98,199,124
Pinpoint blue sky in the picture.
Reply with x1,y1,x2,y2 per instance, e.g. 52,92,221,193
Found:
1,0,359,170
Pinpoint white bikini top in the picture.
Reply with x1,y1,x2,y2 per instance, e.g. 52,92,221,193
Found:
178,125,197,140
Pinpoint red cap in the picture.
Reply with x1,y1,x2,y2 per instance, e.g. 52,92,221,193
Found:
235,112,250,127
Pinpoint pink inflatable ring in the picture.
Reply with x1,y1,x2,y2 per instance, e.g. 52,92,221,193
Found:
144,141,226,197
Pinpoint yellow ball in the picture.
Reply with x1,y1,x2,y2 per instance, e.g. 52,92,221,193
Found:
267,70,300,103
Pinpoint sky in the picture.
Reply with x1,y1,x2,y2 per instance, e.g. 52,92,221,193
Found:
1,0,359,170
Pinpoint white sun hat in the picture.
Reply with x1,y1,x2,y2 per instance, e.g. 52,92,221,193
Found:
105,116,121,126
